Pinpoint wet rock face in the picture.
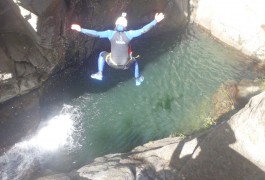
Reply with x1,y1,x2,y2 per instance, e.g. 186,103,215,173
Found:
0,0,188,104
0,91,40,150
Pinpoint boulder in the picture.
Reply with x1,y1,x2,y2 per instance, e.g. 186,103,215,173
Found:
179,91,265,179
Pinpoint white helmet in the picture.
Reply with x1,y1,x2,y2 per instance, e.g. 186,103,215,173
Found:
115,12,127,27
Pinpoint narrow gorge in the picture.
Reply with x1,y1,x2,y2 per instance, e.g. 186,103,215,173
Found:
0,0,265,179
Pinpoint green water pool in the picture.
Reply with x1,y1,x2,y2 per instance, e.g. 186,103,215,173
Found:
40,25,257,170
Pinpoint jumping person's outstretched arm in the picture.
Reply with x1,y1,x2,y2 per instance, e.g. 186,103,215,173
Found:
71,24,113,38
125,13,165,40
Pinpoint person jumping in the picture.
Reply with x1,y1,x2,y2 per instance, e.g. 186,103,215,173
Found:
71,12,165,86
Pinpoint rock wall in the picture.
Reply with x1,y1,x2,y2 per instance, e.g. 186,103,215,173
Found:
37,92,265,179
0,0,67,103
190,0,265,62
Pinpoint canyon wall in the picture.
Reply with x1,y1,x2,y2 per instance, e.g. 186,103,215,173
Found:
191,0,265,61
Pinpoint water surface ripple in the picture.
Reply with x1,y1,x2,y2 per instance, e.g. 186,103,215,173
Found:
68,26,256,165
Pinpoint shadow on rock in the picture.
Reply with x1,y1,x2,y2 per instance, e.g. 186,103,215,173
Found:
167,95,265,179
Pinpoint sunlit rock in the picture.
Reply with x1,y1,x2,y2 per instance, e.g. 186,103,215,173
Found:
229,92,265,172
13,0,38,31
191,0,265,61
0,73,12,81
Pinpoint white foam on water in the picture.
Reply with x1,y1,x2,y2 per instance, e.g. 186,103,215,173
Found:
0,104,82,180
28,114,74,151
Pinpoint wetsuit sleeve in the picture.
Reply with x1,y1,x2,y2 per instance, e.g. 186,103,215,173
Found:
80,28,113,38
125,20,157,40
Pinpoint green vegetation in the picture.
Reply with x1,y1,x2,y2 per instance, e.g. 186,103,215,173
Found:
196,99,216,129
170,132,186,139
202,116,216,128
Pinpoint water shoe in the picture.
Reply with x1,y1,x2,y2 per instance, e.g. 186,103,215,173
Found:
91,72,103,80
136,75,144,86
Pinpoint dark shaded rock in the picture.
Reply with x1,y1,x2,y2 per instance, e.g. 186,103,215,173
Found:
19,73,42,92
0,79,19,103
0,0,52,103
0,47,14,75
15,62,36,77
0,91,40,151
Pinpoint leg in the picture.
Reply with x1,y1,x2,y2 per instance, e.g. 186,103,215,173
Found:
98,51,105,73
91,51,107,80
134,61,144,86
134,61,139,79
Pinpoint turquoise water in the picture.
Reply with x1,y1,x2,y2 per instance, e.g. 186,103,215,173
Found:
50,26,256,168
0,26,257,178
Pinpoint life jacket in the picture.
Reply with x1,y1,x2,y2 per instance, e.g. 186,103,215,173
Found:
105,31,137,69
109,31,130,65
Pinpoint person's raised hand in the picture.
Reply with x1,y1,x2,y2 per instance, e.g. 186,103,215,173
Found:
71,24,81,32
155,13,165,23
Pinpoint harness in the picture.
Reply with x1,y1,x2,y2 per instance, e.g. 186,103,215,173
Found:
106,53,136,69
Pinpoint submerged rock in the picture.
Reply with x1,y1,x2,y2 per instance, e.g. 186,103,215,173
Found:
211,80,238,121
211,79,263,122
